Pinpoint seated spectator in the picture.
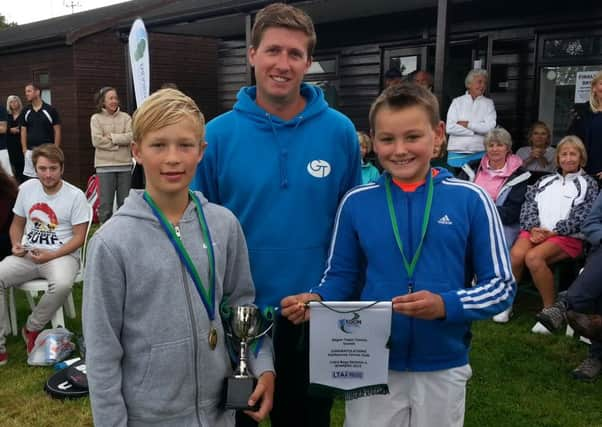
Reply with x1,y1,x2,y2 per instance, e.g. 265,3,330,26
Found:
411,70,434,91
357,131,380,184
0,144,89,365
0,168,18,262
430,133,451,170
446,69,496,168
458,128,531,252
510,136,598,333
516,121,556,175
536,191,602,380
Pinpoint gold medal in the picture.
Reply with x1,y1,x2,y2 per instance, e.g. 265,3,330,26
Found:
208,327,218,350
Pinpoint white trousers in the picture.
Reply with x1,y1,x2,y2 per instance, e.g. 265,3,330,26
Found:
23,150,36,177
0,149,12,176
344,365,472,427
0,254,79,352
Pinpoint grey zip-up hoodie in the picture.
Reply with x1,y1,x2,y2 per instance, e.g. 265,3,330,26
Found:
83,190,274,427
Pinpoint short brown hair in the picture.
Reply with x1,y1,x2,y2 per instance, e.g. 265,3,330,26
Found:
369,82,440,132
556,135,587,168
132,88,205,143
25,82,41,92
32,144,64,168
251,3,317,57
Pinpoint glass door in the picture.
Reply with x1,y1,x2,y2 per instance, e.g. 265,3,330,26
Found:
539,65,602,145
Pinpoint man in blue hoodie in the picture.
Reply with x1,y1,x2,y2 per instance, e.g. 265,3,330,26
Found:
192,3,361,426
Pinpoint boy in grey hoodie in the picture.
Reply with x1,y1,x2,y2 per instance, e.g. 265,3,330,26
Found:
82,89,275,427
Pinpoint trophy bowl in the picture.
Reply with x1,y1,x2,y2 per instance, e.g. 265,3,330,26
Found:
223,304,272,410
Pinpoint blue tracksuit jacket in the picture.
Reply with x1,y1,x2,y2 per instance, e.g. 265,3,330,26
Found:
312,169,516,371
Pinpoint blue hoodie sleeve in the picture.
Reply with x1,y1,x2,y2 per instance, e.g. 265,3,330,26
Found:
310,192,363,300
439,185,516,322
191,123,220,203
340,123,362,200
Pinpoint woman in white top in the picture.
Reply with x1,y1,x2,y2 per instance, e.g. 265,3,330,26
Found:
446,69,497,167
509,136,598,333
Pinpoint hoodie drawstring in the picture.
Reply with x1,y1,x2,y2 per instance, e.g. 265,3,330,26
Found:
267,113,304,189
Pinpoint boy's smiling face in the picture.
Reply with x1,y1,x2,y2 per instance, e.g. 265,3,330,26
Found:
372,106,444,183
132,117,204,199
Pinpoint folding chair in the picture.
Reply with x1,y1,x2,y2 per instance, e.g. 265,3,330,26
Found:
7,204,94,335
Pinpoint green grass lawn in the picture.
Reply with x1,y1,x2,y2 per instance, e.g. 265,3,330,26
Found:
1,287,601,427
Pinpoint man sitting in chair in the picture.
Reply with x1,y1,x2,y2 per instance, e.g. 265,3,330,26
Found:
0,144,89,365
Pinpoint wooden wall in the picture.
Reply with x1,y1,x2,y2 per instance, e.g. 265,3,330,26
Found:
148,32,219,121
216,40,247,113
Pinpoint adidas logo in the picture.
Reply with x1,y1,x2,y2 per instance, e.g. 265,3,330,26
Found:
437,215,453,225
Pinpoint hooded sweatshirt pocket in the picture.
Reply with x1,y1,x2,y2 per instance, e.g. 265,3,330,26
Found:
130,337,195,417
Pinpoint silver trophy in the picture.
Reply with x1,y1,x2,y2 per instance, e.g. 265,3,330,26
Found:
223,304,272,410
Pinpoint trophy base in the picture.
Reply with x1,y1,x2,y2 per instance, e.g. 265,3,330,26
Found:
223,376,258,411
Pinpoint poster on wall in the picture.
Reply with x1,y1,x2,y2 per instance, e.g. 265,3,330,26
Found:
574,71,598,104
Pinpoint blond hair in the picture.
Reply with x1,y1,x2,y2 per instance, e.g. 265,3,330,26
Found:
6,95,22,115
251,3,316,57
589,71,602,112
556,135,587,169
132,89,205,143
357,131,372,152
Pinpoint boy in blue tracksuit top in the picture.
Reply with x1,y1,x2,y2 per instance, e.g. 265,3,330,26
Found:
282,83,515,427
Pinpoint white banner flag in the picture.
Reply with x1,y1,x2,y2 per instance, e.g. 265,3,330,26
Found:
128,18,150,107
309,301,392,392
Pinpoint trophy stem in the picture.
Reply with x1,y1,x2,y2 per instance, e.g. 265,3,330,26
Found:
236,340,250,377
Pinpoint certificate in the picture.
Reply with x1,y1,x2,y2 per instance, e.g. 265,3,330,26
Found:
309,301,392,393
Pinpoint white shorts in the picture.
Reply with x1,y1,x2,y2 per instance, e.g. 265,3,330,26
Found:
23,149,36,177
344,365,472,427
0,149,12,176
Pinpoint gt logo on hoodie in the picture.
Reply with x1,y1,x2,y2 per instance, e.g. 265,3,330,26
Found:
307,160,331,178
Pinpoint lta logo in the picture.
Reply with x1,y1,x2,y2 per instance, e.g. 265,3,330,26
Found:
338,312,362,334
307,160,331,178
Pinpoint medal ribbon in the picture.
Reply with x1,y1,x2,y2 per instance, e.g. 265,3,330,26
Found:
144,190,216,321
384,171,434,282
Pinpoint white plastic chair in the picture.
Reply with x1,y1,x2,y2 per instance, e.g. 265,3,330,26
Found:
7,204,94,335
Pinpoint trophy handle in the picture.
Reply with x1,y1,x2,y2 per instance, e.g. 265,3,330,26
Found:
253,321,273,340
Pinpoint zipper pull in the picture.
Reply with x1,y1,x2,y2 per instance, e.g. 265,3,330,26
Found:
174,225,181,238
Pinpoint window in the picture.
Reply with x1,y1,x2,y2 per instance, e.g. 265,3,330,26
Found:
543,37,598,58
34,70,51,104
305,57,338,81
